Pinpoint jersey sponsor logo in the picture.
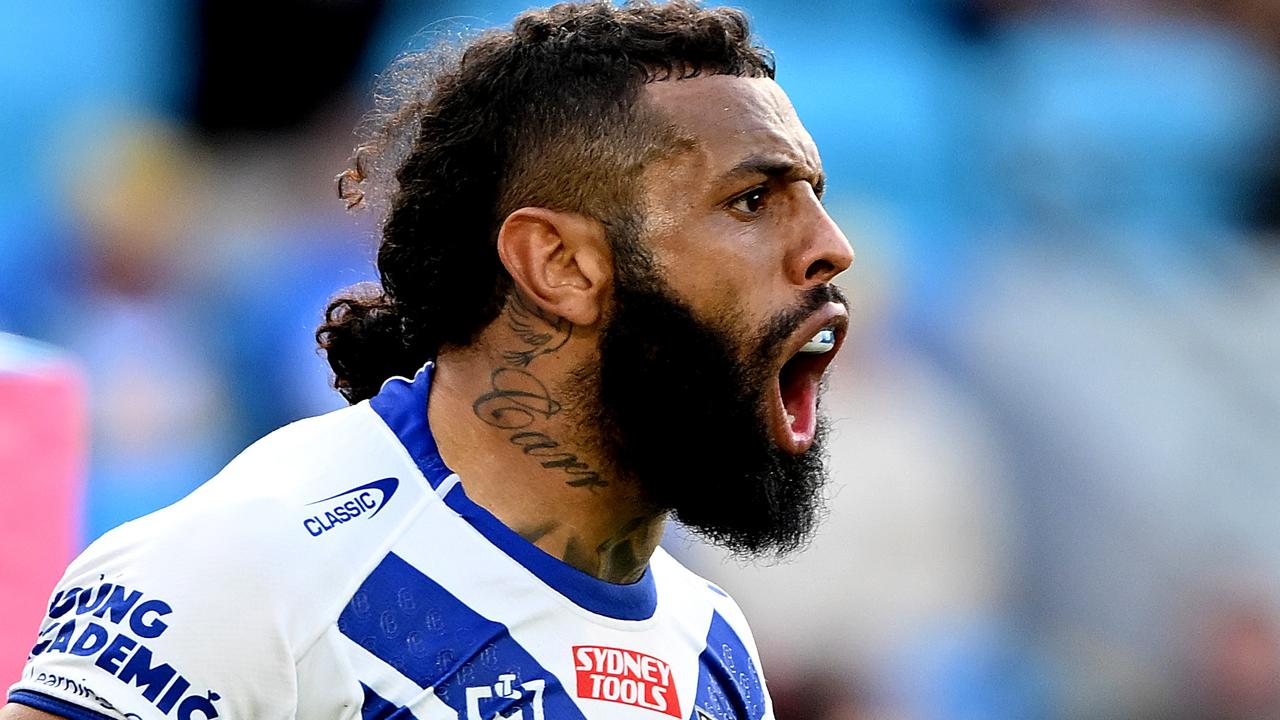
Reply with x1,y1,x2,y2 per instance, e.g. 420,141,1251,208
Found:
572,645,681,717
29,672,109,709
30,583,224,719
303,476,399,537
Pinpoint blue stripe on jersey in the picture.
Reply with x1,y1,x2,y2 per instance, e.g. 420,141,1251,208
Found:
359,682,419,720
7,690,118,720
369,364,453,487
689,612,768,720
440,481,659,621
368,362,660,622
338,552,588,720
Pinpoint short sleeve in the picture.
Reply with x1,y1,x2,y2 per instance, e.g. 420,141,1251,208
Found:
6,493,298,720
6,401,436,720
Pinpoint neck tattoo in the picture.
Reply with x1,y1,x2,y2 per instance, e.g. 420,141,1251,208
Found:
471,296,608,490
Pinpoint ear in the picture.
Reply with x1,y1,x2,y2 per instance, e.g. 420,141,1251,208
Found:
496,207,611,326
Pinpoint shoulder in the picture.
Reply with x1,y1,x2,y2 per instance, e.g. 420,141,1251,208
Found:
650,547,758,637
8,402,436,719
651,548,776,720
95,401,434,634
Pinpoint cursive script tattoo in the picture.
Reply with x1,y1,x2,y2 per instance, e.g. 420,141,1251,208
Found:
473,299,608,489
511,432,607,488
503,293,573,367
473,368,561,429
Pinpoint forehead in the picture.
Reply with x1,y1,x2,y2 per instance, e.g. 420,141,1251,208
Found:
641,75,821,180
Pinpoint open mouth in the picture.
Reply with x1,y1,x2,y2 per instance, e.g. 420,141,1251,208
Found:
768,303,848,455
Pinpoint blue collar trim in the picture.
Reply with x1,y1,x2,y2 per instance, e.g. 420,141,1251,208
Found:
369,362,658,622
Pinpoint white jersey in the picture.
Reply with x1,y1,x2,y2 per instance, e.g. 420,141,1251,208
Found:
8,363,774,720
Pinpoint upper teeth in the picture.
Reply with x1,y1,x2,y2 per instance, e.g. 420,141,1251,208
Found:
799,328,836,354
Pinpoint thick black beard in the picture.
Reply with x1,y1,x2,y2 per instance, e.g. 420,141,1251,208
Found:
584,256,839,558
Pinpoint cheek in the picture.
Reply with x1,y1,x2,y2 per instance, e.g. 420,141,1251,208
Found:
679,275,779,366
648,216,793,341
660,220,775,293
664,251,751,325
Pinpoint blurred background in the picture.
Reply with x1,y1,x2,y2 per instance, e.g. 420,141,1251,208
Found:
1,0,1278,718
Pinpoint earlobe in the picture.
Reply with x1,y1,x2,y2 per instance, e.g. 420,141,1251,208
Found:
496,208,611,327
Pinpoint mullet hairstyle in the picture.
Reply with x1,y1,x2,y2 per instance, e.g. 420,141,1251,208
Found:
317,0,775,403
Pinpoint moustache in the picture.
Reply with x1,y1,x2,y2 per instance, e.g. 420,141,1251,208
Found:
755,284,849,362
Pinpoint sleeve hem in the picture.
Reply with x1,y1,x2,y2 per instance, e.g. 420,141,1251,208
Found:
7,690,119,720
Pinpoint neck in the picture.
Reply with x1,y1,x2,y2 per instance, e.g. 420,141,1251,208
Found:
426,299,665,585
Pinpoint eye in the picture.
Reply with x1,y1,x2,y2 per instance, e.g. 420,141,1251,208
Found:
729,186,767,215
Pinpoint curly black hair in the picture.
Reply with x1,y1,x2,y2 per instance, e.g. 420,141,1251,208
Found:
317,0,775,403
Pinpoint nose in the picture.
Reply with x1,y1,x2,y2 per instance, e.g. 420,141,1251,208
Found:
786,189,854,286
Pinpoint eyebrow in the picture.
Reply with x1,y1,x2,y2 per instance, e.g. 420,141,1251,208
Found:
717,154,826,196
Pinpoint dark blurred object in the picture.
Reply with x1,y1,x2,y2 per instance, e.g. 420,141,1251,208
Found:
1191,0,1280,244
769,670,873,720
1197,0,1280,56
1189,597,1280,720
193,0,386,134
1246,142,1280,243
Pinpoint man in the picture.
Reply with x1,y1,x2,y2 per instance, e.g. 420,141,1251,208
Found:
2,1,853,718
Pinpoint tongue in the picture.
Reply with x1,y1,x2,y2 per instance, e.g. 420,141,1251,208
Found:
779,359,817,439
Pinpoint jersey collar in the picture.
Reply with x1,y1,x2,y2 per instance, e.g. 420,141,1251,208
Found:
369,362,659,622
